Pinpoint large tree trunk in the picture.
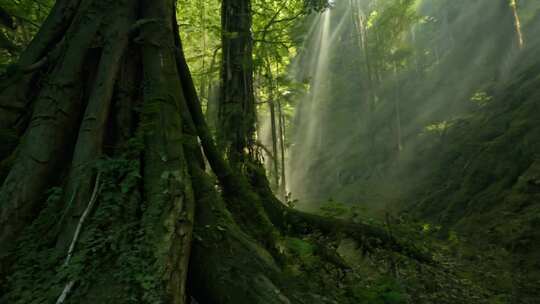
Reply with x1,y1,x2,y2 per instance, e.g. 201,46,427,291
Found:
0,0,195,302
217,0,256,163
1,0,105,267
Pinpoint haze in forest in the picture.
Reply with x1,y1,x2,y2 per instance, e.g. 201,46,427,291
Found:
283,0,540,216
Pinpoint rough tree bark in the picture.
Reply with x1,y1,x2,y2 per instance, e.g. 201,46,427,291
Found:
0,0,82,132
0,0,195,302
218,0,256,163
0,1,432,303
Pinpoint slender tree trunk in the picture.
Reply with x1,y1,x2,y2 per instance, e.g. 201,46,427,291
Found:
266,59,279,189
357,14,378,151
277,99,287,199
393,64,403,156
203,47,221,131
198,0,207,98
510,0,524,49
269,99,280,188
410,25,421,75
373,30,383,84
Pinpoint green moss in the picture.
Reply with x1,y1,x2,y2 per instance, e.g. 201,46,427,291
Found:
281,237,315,258
2,136,180,303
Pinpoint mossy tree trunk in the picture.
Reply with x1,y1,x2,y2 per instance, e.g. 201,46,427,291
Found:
218,0,257,164
0,0,194,302
0,1,431,303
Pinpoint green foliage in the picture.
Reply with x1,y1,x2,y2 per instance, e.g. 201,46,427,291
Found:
177,0,221,106
2,135,179,303
304,0,331,12
5,186,66,304
367,0,419,71
0,0,53,70
352,277,407,304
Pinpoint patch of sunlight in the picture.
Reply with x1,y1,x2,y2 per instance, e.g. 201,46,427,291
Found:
470,91,493,106
424,120,453,134
366,11,378,28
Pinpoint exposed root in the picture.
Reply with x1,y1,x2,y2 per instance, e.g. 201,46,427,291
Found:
0,0,105,263
55,0,136,252
250,168,434,264
180,65,432,264
187,165,291,304
175,33,279,244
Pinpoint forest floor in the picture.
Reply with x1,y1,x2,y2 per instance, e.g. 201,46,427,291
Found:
282,202,539,304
